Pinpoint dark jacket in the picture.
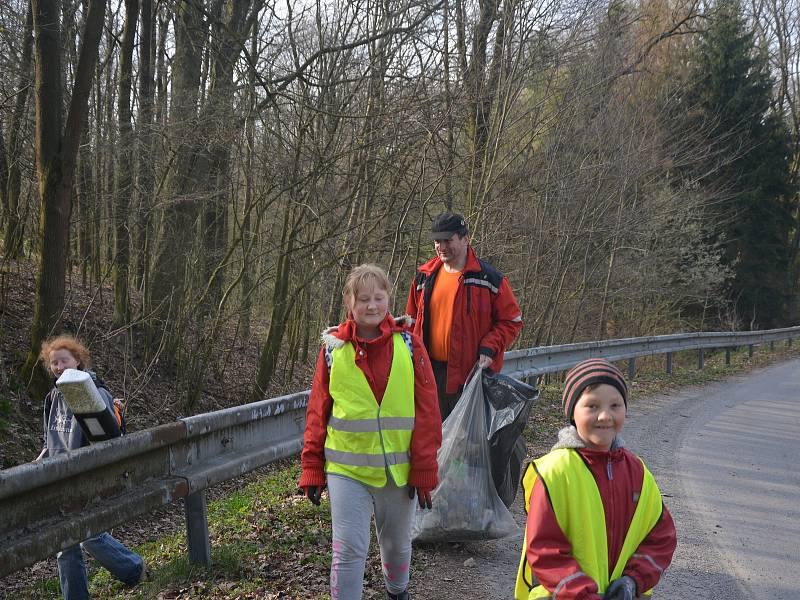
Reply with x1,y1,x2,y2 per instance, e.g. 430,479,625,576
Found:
405,247,523,394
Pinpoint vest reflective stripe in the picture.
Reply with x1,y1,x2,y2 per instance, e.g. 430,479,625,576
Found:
324,448,411,468
515,449,663,599
328,415,416,433
325,333,415,488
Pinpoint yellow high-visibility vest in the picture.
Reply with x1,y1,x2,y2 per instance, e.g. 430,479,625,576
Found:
324,333,415,487
515,448,663,599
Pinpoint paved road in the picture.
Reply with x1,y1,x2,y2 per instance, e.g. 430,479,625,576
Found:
423,359,800,599
619,359,800,599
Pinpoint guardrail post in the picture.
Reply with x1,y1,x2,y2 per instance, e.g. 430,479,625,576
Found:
665,352,673,375
770,341,775,351
788,338,793,348
725,348,731,365
748,344,754,358
185,490,212,568
698,349,704,370
627,358,635,378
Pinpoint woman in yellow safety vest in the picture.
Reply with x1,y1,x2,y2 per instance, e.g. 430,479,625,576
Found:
300,264,442,600
515,359,676,600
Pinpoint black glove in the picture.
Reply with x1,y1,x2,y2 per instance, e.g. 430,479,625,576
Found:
303,485,324,506
408,486,433,509
603,575,637,600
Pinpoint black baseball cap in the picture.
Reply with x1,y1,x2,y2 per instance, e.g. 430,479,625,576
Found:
431,212,469,240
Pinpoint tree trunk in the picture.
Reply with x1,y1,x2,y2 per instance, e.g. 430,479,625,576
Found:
0,118,8,234
146,0,205,356
133,0,155,292
239,24,258,340
154,9,169,129
443,0,454,210
3,4,34,259
252,205,295,402
464,0,502,214
22,0,107,397
76,111,94,286
102,35,116,271
113,0,140,327
199,0,252,315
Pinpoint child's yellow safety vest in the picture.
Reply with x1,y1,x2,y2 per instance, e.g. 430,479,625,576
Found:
514,448,663,599
324,333,415,488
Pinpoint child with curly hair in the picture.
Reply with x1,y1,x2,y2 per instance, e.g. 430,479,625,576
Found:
36,335,147,599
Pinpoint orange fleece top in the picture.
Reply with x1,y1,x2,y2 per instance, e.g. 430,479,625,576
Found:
428,267,461,361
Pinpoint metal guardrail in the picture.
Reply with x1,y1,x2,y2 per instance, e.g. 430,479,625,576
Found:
2,325,799,577
502,326,800,380
0,391,308,576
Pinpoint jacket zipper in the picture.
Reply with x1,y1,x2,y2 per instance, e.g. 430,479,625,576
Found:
376,404,397,486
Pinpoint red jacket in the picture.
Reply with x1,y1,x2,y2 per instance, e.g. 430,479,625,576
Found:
299,314,442,491
525,433,677,600
405,247,523,394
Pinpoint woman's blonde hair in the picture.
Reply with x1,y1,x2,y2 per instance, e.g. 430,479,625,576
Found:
40,335,92,373
342,264,391,310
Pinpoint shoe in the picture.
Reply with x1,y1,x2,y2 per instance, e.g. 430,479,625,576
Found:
136,562,150,585
387,590,410,600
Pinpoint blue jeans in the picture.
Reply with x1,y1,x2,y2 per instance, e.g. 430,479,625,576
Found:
56,532,143,600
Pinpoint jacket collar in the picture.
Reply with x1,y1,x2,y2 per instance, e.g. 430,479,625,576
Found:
551,425,625,452
321,313,410,349
418,246,482,276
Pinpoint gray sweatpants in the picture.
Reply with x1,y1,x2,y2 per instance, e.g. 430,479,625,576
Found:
328,473,415,599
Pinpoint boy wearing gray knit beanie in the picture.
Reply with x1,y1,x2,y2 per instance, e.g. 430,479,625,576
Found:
514,359,676,600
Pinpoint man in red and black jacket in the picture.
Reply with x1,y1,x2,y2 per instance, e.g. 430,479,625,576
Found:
406,212,523,419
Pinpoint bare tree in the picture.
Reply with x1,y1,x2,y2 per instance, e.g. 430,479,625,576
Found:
1,3,33,259
112,0,139,327
21,0,107,397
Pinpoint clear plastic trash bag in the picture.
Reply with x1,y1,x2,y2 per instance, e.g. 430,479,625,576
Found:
484,372,539,507
412,366,518,542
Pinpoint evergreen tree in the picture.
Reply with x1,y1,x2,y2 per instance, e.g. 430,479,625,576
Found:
683,0,792,328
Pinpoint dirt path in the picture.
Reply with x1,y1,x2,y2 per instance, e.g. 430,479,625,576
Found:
409,508,524,599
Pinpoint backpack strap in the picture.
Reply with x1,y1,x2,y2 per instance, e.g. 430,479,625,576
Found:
43,389,54,422
400,331,413,358
96,381,126,435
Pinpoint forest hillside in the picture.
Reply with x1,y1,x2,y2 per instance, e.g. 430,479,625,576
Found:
1,0,799,440
0,259,310,467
